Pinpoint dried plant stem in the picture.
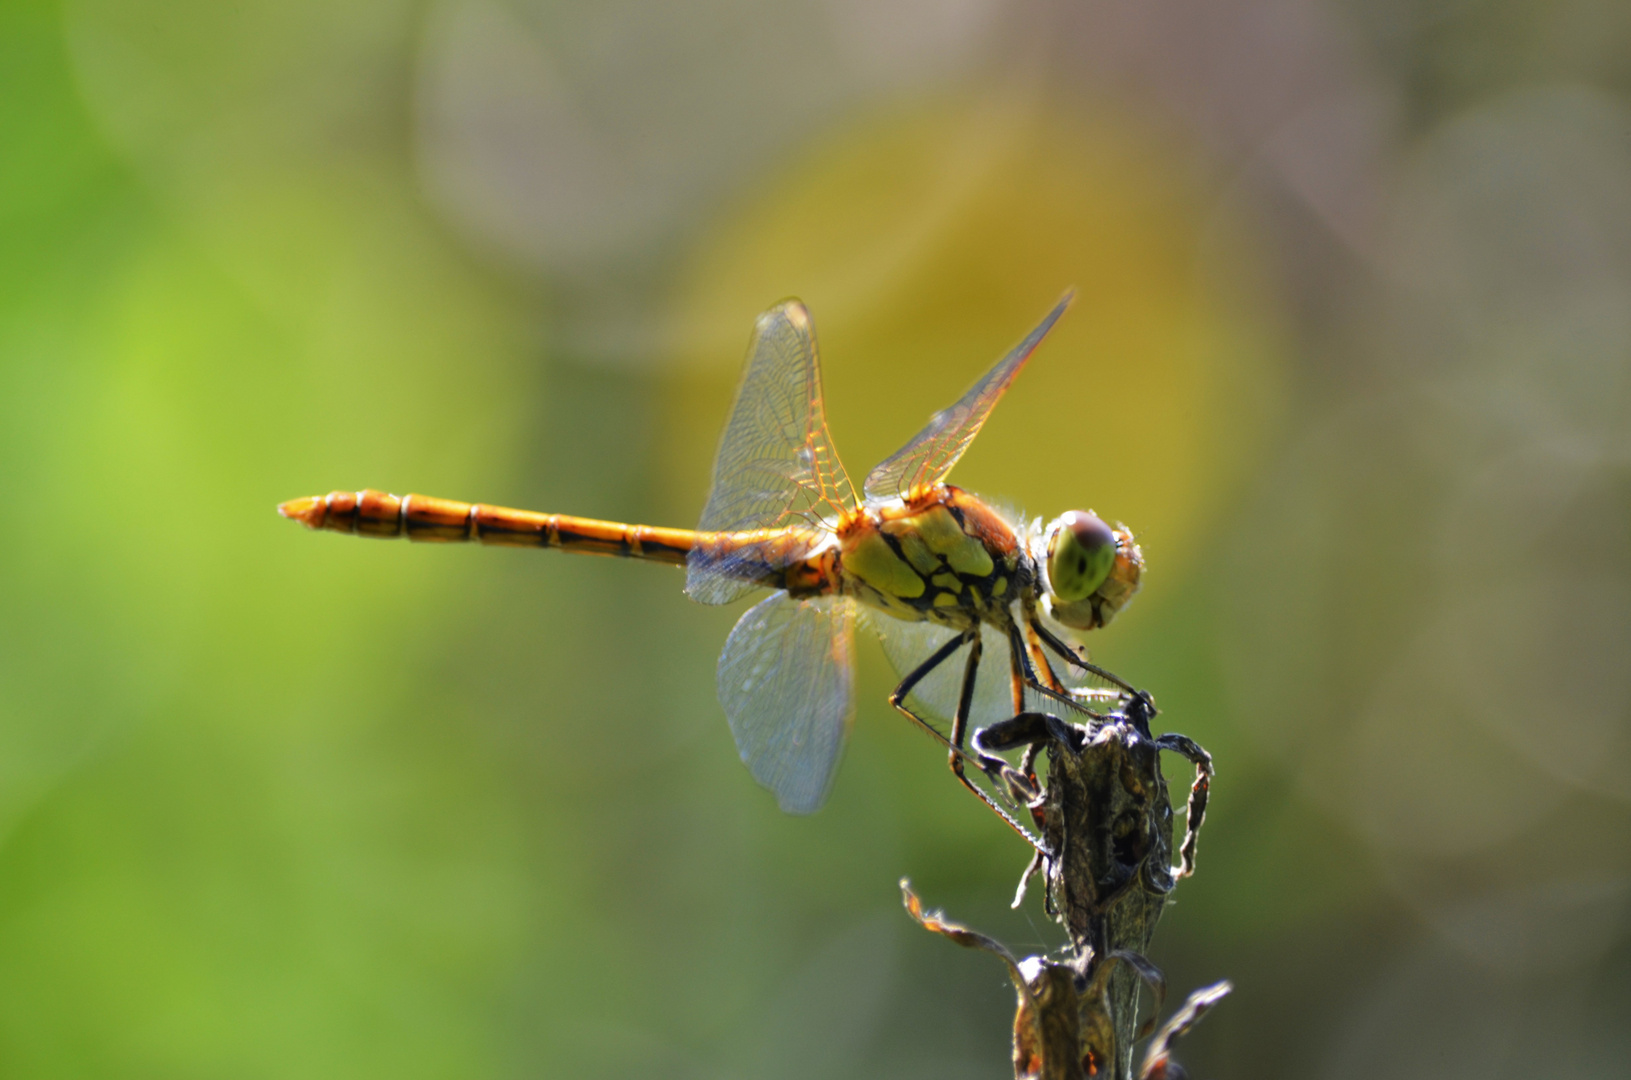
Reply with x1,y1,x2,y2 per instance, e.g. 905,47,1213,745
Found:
905,694,1222,1080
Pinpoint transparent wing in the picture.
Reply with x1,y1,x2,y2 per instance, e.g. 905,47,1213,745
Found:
867,616,1017,730
717,592,857,814
863,293,1073,505
688,301,855,605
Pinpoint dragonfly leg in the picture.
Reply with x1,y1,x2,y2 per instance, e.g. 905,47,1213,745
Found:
886,631,973,754
1005,635,1042,795
1032,619,1138,697
1022,614,1068,699
947,633,1021,791
946,633,1055,808
995,623,1064,800
888,631,1049,854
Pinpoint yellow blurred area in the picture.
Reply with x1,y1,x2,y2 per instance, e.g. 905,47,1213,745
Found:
665,97,1286,586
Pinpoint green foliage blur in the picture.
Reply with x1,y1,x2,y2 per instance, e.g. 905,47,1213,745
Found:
2,0,1628,1077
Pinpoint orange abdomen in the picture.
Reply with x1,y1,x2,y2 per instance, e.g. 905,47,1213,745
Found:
278,489,698,565
278,490,836,598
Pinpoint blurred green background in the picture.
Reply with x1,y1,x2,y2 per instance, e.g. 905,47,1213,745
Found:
2,0,1629,1076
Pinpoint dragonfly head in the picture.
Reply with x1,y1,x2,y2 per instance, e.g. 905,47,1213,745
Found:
1039,511,1144,631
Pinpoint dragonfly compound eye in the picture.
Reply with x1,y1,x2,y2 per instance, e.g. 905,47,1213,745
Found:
1047,511,1117,603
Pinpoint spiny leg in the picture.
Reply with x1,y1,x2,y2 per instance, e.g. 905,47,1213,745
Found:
1032,618,1138,698
996,622,1066,804
947,630,984,779
1006,635,1043,796
974,709,1077,910
886,629,1025,811
1012,619,1057,784
996,643,1210,882
888,631,1048,853
1007,628,1027,716
1007,618,1092,730
1007,621,1039,685
887,631,972,754
945,633,1037,806
1023,615,1068,697
997,618,1102,821
993,623,1058,803
996,612,1138,753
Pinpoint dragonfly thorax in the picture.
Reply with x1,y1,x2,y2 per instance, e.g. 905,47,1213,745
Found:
832,485,1031,629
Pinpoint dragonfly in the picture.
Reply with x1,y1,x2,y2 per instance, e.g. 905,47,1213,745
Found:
279,293,1144,842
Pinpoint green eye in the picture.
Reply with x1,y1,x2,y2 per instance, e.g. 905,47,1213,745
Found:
1047,511,1116,602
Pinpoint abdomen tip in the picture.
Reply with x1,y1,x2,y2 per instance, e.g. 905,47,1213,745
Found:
278,495,326,528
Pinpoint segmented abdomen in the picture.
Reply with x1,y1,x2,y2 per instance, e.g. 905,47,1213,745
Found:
279,490,832,593
279,489,697,565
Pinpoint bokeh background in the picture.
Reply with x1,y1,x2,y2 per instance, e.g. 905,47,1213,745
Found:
2,0,1629,1075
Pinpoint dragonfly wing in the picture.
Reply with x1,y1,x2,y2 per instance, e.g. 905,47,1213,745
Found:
688,301,855,605
717,592,857,814
862,293,1073,505
867,614,1016,729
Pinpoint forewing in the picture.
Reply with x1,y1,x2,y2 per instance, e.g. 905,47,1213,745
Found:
863,293,1073,505
688,301,855,605
867,615,1016,730
717,592,857,814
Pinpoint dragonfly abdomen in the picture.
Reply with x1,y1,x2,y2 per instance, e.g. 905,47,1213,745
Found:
277,489,697,566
